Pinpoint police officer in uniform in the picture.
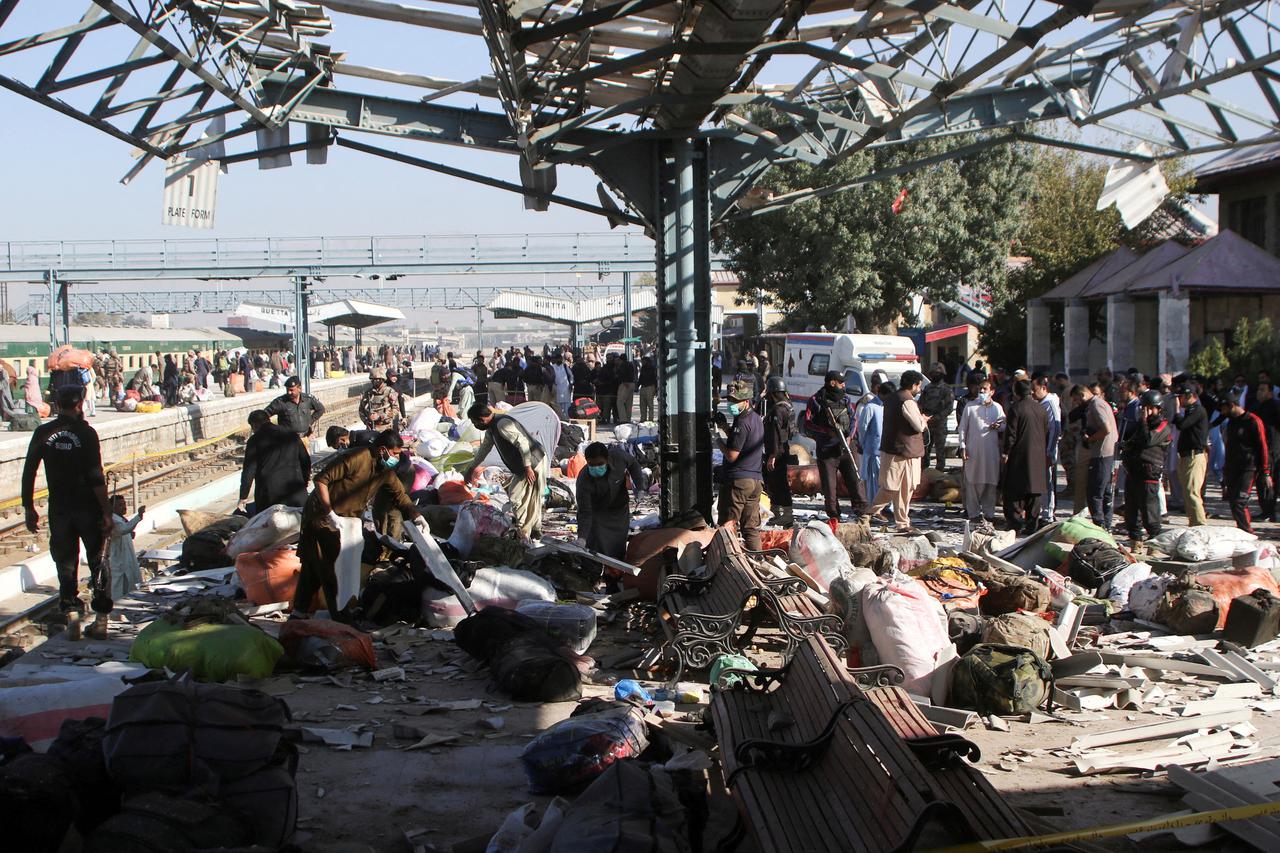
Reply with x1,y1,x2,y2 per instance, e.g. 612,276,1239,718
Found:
762,375,795,528
265,375,326,438
359,367,401,431
22,385,114,639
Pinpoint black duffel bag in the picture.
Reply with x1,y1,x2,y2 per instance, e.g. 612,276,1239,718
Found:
1068,538,1130,589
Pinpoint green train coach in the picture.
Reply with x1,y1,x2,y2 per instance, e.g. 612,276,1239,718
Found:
0,325,245,377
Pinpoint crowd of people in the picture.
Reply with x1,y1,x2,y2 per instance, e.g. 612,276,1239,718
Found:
713,357,1277,553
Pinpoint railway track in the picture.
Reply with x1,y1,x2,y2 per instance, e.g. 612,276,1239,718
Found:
0,396,362,563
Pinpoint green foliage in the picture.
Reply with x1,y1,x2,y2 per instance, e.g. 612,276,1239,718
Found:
1186,337,1230,380
977,145,1200,369
713,135,1033,333
1226,318,1280,380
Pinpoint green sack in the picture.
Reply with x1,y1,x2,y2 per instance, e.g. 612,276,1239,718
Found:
709,654,756,690
948,643,1053,716
131,619,283,682
1044,514,1118,564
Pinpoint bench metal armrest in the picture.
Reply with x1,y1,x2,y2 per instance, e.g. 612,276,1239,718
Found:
726,698,857,787
743,547,790,563
905,733,982,770
758,574,808,596
847,664,906,689
661,571,715,597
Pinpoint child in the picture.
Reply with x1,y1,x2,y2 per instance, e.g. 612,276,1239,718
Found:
1121,390,1172,547
109,496,145,601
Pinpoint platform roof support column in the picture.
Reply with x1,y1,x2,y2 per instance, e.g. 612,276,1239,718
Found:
1027,298,1050,374
476,305,484,352
45,271,58,350
1106,295,1135,374
656,138,713,523
1158,290,1191,375
1064,298,1091,380
623,271,633,353
293,274,311,394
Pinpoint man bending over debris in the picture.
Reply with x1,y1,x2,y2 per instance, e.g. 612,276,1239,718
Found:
293,429,425,620
462,403,548,539
576,441,648,559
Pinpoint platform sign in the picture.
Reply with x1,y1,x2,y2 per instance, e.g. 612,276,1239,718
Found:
162,155,219,229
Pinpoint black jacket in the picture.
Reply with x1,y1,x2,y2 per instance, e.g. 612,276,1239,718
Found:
763,399,795,460
1121,417,1172,482
638,358,657,388
572,363,596,397
1224,411,1272,475
1173,401,1208,455
22,414,106,510
241,423,311,508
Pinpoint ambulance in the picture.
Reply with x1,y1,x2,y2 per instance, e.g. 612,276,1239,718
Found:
780,332,922,403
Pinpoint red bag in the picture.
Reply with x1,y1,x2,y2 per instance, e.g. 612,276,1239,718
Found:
565,451,587,479
569,398,600,420
278,618,376,670
235,547,301,606
758,528,793,551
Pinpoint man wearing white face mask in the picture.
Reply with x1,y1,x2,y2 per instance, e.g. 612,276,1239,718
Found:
293,429,425,620
715,381,765,550
575,441,648,559
958,378,1004,525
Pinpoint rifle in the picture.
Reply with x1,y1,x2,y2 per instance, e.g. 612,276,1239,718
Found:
825,402,858,467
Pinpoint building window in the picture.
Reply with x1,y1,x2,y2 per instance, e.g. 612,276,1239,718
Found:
1228,196,1267,248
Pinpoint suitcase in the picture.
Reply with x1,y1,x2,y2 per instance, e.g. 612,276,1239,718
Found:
1223,588,1280,648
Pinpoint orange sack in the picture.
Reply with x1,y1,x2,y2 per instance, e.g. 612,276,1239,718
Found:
235,547,301,606
1196,567,1280,629
278,618,376,670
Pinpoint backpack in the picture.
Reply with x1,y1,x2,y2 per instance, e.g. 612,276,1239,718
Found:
949,643,1054,715
977,572,1050,615
570,397,601,420
47,717,119,833
1157,580,1220,635
1068,539,1130,589
981,612,1052,661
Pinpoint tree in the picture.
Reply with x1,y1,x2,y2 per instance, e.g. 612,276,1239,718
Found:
713,135,1033,333
1226,318,1280,380
979,142,1199,370
1186,337,1230,379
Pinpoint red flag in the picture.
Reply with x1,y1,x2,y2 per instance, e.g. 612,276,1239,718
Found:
891,188,909,214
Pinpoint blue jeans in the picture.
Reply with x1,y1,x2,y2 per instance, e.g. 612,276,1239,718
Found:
1087,456,1116,529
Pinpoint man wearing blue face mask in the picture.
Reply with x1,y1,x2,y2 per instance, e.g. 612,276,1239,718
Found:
715,381,765,550
293,429,425,620
575,441,649,559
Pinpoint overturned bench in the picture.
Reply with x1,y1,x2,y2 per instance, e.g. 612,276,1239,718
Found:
708,635,1026,852
656,526,845,681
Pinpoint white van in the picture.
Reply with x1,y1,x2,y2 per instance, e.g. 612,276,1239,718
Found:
781,333,922,403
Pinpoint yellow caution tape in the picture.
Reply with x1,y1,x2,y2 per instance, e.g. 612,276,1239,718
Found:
924,799,1280,853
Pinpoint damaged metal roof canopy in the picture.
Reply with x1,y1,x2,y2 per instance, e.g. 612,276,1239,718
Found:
1,1,1279,224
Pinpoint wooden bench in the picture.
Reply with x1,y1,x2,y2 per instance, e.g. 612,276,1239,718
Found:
708,636,1027,852
720,534,848,662
656,530,771,681
656,526,847,681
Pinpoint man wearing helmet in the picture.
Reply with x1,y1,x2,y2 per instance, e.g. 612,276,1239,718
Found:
761,375,795,528
359,367,400,431
1120,389,1173,546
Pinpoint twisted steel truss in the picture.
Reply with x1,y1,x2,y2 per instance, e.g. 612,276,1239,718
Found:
2,1,1277,222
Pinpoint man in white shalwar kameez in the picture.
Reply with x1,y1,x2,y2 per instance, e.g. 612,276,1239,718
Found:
959,379,1005,524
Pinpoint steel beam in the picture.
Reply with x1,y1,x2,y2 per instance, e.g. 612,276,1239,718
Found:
0,72,166,156
655,137,712,522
